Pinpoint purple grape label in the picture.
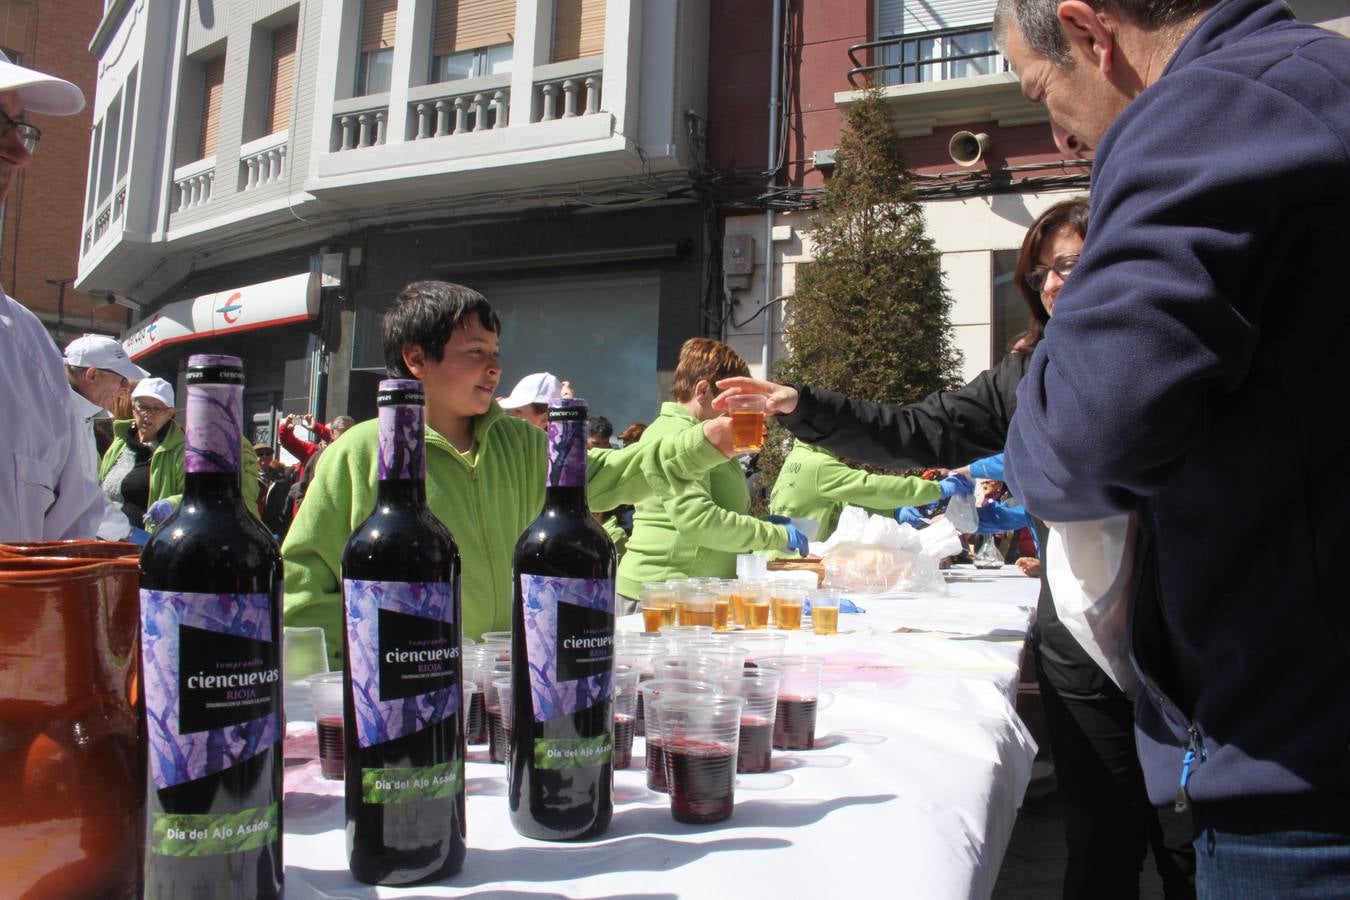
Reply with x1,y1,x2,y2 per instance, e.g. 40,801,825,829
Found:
377,380,425,480
140,589,281,790
546,399,588,488
345,580,460,749
521,574,614,723
184,381,243,474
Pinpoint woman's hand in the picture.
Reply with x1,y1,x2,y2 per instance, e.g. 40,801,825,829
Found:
1016,557,1042,578
713,377,800,416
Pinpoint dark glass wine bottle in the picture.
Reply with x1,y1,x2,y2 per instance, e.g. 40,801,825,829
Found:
342,379,466,884
138,354,284,899
508,398,616,840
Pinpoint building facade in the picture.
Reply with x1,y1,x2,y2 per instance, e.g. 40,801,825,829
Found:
78,0,712,441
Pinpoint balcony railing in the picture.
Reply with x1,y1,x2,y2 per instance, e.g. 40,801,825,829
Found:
331,96,389,152
532,60,602,123
847,25,1006,87
83,176,128,254
408,77,510,140
173,156,216,212
239,131,289,191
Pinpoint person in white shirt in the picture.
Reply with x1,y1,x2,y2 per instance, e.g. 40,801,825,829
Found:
0,51,104,541
63,334,148,540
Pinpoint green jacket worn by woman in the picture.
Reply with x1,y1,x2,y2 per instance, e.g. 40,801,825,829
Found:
616,402,789,598
98,418,261,520
768,440,940,541
282,402,726,668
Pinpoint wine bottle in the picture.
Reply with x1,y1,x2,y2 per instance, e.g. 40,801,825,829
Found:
342,379,465,884
508,398,616,840
138,354,283,899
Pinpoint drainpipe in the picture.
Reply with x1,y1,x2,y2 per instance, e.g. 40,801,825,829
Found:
762,0,784,378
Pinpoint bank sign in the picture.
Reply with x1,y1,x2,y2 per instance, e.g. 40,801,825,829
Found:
124,272,318,361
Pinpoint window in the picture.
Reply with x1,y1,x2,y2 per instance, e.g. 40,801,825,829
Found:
357,0,397,95
266,22,297,134
552,0,604,62
99,95,120,204
199,55,226,158
431,1,514,82
117,69,137,183
879,26,1002,86
991,249,1031,356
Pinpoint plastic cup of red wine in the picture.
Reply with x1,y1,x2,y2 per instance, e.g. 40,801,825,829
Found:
755,656,826,751
639,679,720,793
309,672,345,780
487,675,512,764
719,667,782,773
612,665,639,769
651,694,745,824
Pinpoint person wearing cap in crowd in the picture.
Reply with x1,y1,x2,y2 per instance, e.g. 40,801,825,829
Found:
62,334,148,541
0,52,111,541
497,371,562,428
99,377,263,530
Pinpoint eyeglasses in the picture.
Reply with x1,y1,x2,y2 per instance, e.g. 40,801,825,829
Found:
133,400,171,415
1025,254,1080,293
0,110,40,154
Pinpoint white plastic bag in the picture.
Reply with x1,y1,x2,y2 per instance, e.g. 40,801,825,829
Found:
1044,515,1138,692
945,492,978,534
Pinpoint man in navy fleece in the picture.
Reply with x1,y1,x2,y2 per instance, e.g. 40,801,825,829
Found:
996,0,1350,892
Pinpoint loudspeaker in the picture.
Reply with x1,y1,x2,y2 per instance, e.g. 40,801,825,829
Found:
948,131,992,167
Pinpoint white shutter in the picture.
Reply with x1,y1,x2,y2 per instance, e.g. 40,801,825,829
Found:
879,0,995,35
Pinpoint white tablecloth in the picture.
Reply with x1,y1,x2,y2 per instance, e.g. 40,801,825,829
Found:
282,566,1040,899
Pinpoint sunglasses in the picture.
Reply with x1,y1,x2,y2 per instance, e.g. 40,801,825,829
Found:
1025,254,1080,293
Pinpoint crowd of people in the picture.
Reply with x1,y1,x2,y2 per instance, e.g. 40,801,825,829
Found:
3,2,1348,893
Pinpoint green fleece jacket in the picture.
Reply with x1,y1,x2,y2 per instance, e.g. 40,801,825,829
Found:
282,402,725,668
98,419,261,519
616,403,789,598
768,440,940,541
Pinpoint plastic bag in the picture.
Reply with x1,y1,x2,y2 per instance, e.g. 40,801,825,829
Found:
945,492,978,533
1044,515,1137,692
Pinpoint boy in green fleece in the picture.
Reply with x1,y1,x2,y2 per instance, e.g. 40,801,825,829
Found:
283,281,736,668
769,440,944,541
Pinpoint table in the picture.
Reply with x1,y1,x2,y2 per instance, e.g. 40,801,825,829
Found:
282,565,1040,899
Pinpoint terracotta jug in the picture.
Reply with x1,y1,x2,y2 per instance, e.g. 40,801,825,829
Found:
0,551,142,899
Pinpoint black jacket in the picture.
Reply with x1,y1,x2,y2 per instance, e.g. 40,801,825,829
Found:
779,351,1112,698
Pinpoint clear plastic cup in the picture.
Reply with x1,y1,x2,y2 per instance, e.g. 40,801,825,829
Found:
652,694,746,823
658,624,714,648
283,626,329,681
757,655,825,750
492,677,514,765
639,678,719,793
650,654,739,683
725,394,767,454
309,672,345,780
737,579,771,630
769,581,809,631
639,581,678,632
677,588,717,628
808,588,843,635
683,641,750,671
731,630,789,666
613,665,639,769
479,631,512,651
485,662,511,763
714,580,738,629
720,667,782,773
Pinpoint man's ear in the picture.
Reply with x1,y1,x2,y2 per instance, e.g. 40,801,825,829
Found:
694,379,713,402
1058,0,1115,74
401,344,426,378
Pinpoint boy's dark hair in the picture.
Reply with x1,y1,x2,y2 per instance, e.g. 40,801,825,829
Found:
588,415,614,440
382,281,502,377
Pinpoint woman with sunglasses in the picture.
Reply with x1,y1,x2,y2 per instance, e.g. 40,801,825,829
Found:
716,196,1194,898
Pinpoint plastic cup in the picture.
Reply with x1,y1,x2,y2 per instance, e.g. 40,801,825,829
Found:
651,654,738,683
461,679,479,744
639,678,719,793
492,678,514,765
809,588,843,635
737,579,771,630
731,630,788,666
658,624,714,648
640,582,678,633
464,647,498,744
613,665,640,769
479,631,512,652
757,656,825,750
769,581,809,631
677,588,717,628
309,672,345,780
725,394,767,454
652,694,746,824
720,667,782,773
617,633,665,736
283,626,329,680
683,641,750,672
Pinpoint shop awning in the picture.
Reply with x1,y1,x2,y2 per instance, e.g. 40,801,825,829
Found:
123,271,318,361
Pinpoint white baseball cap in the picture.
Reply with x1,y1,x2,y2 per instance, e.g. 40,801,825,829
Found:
0,50,84,116
132,377,175,409
498,372,562,410
64,334,148,381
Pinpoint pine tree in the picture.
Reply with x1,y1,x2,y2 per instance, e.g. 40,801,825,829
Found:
754,86,962,508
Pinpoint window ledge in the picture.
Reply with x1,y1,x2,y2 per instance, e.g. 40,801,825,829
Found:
835,72,1047,137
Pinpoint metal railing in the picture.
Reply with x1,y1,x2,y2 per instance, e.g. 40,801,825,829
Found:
847,25,1006,87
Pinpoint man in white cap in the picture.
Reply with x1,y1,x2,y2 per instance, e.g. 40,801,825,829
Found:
0,51,106,540
497,371,563,429
63,335,149,540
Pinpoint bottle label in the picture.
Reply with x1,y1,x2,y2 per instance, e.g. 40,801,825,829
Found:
149,803,278,858
377,381,425,480
360,759,464,804
345,579,460,749
140,589,281,790
521,573,614,724
184,380,244,475
546,399,588,488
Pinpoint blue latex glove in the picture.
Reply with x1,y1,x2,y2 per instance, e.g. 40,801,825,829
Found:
783,524,810,557
144,499,176,532
895,506,930,529
938,473,975,500
969,453,1006,482
765,514,791,525
125,526,151,547
976,502,1032,534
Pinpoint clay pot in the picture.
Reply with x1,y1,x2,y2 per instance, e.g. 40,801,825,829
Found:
0,552,142,899
0,540,140,559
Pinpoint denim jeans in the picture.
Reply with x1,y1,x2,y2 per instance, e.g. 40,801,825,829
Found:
1193,794,1350,899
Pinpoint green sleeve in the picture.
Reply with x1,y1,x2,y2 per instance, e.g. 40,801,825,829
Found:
650,462,789,554
602,515,628,559
240,438,262,520
812,454,942,511
586,422,726,510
